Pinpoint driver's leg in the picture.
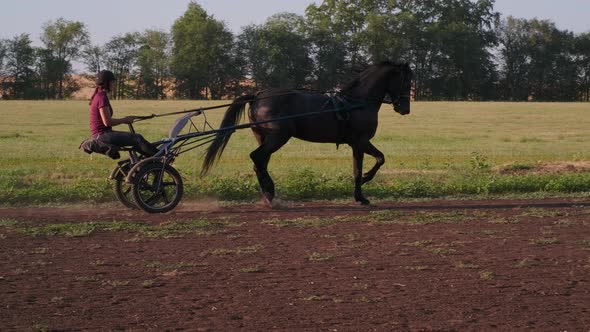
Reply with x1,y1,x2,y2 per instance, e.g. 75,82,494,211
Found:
99,131,158,156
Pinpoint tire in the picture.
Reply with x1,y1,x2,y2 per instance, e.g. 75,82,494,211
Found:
113,162,137,210
132,162,183,213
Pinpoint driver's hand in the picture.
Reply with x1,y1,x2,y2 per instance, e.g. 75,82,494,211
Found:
124,116,138,124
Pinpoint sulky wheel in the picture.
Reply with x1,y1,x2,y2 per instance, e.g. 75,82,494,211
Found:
112,161,137,210
132,162,183,213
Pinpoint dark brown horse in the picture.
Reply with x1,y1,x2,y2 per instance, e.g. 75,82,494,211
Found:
202,61,413,205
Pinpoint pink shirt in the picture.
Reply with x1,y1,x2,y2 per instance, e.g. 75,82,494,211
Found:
89,88,113,137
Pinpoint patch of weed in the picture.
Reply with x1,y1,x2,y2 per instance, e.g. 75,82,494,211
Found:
553,219,578,226
210,244,263,256
303,295,336,302
456,261,479,269
30,324,49,332
518,208,569,218
237,244,264,254
479,271,495,280
31,247,49,254
102,280,130,287
145,261,204,269
91,260,106,266
428,247,457,255
357,295,382,303
353,259,369,266
74,276,101,282
403,240,434,247
579,240,590,250
488,217,519,224
407,211,470,225
308,252,335,262
263,216,342,228
21,223,98,237
344,233,361,242
0,218,18,228
15,219,228,239
239,266,264,273
516,258,537,268
142,280,156,288
364,210,405,224
531,238,560,246
405,265,431,271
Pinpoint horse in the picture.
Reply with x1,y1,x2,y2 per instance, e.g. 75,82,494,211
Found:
202,61,413,206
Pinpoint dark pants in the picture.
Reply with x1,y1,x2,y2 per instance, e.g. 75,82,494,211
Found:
97,131,159,156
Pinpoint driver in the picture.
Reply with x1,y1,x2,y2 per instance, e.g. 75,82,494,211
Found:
89,70,158,156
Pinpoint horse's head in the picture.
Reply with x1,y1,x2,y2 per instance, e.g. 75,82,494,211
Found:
386,63,413,115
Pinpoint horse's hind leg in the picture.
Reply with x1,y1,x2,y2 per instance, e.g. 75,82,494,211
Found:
250,133,290,206
362,142,385,184
352,140,370,205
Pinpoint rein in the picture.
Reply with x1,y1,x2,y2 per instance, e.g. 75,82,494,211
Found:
134,69,408,122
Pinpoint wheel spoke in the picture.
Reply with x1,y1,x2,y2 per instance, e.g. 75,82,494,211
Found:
145,194,160,205
161,189,170,204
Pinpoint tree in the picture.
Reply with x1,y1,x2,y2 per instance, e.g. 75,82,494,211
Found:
135,30,171,99
304,0,393,90
82,45,105,74
40,18,89,99
171,2,239,99
36,48,64,99
0,39,6,71
305,3,349,90
104,33,140,99
498,17,532,100
575,33,590,101
526,19,577,101
239,13,313,89
1,34,38,99
499,17,578,101
413,0,499,100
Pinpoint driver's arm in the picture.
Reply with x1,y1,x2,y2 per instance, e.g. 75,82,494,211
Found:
99,106,136,127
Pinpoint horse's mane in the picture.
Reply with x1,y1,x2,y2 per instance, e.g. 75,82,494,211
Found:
340,61,404,93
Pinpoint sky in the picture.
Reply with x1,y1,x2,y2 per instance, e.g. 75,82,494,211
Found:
0,0,588,70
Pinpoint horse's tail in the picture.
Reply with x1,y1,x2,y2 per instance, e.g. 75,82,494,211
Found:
201,95,255,176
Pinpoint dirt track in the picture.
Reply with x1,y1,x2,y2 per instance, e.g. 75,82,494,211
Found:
1,198,590,331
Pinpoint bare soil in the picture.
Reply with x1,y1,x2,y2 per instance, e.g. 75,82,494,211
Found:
1,198,590,331
496,161,590,175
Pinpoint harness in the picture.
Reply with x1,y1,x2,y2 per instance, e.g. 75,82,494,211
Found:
324,94,354,121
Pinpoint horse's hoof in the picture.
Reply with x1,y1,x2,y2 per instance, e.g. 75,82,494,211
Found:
261,193,274,208
355,197,370,205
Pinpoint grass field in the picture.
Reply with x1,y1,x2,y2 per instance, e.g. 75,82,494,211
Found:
1,100,589,206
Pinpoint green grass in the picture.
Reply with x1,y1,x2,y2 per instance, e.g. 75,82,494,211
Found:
2,100,590,206
2,219,228,238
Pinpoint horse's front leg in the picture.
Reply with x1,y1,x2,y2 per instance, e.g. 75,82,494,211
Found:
362,142,385,184
352,141,370,205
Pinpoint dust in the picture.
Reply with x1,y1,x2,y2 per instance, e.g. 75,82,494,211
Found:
177,197,222,212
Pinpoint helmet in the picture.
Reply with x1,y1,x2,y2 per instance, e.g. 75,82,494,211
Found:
96,70,116,86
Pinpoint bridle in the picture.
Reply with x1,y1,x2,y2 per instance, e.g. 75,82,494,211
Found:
390,67,411,108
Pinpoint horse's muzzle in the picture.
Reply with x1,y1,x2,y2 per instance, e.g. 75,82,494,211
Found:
393,99,410,115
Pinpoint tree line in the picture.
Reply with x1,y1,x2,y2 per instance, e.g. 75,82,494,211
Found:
1,0,589,101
